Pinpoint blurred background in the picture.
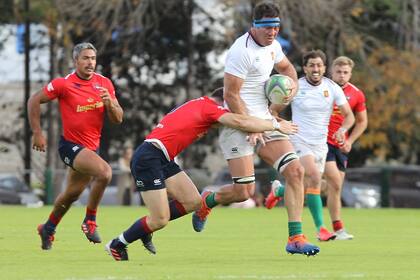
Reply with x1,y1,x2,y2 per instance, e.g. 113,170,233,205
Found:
0,0,419,208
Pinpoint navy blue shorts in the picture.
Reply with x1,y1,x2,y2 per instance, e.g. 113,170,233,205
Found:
130,142,182,192
326,143,348,171
58,136,85,168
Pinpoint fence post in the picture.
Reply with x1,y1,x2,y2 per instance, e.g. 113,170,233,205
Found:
380,167,391,207
44,168,53,205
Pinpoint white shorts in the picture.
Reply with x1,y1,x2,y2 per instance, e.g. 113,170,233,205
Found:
290,138,328,173
219,126,289,160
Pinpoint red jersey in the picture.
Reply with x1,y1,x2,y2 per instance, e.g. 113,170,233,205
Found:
327,82,366,146
146,96,229,160
43,72,116,150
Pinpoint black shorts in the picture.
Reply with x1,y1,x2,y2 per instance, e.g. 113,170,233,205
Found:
130,142,182,192
326,143,348,172
58,136,85,168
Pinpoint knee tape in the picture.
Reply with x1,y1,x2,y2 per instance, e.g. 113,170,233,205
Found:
232,175,255,184
273,152,299,173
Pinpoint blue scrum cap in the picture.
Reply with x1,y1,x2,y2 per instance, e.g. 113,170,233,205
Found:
253,17,281,28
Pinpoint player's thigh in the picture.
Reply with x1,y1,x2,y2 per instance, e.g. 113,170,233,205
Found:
73,148,111,177
166,171,200,204
258,139,295,166
141,189,170,219
324,161,343,184
227,154,255,176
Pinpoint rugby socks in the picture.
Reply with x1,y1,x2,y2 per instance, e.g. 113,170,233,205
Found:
333,220,344,232
288,221,303,237
306,188,324,232
169,200,187,220
205,192,218,208
274,182,285,197
44,212,63,233
121,216,152,243
84,207,97,222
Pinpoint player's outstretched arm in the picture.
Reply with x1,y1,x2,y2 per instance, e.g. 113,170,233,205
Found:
27,89,51,152
218,113,298,135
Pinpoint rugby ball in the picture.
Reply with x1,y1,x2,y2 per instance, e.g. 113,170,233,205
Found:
264,74,294,104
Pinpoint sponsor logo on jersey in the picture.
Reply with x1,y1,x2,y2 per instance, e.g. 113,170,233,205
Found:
231,147,238,153
76,101,104,112
323,90,329,97
153,179,162,186
47,82,54,92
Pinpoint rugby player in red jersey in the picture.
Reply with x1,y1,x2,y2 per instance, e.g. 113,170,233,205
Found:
324,56,367,240
28,42,123,250
105,87,298,261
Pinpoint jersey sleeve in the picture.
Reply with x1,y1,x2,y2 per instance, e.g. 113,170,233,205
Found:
43,78,66,100
273,40,285,64
333,83,348,106
202,100,229,123
354,91,367,112
224,41,252,80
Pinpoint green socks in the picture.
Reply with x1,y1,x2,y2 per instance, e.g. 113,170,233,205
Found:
306,193,324,231
205,192,218,208
288,221,303,237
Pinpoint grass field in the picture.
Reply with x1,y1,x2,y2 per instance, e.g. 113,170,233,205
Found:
1,206,420,280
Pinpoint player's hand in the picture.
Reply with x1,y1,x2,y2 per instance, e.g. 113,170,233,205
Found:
247,132,265,146
339,140,352,153
333,129,346,146
282,78,297,105
32,132,47,152
97,86,112,107
277,120,298,135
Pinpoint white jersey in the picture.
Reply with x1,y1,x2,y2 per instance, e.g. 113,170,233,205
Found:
291,77,347,145
224,32,285,119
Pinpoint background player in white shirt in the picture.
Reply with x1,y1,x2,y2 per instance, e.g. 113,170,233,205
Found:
267,50,354,241
192,2,320,256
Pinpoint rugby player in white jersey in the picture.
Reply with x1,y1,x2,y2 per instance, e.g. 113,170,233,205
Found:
192,2,320,256
266,49,355,241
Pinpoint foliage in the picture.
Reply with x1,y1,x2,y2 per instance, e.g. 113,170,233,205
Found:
353,46,420,163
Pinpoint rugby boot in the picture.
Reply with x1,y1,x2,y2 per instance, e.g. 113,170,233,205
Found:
105,239,128,261
335,229,354,240
81,220,102,243
37,224,55,250
192,191,213,232
140,233,156,254
286,234,320,256
264,180,284,209
317,227,336,241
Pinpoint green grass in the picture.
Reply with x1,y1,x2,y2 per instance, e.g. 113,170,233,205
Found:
1,206,420,280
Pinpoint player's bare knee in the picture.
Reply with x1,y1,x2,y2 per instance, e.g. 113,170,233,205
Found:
96,164,112,185
329,181,341,193
149,215,169,230
306,172,322,187
283,161,304,186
